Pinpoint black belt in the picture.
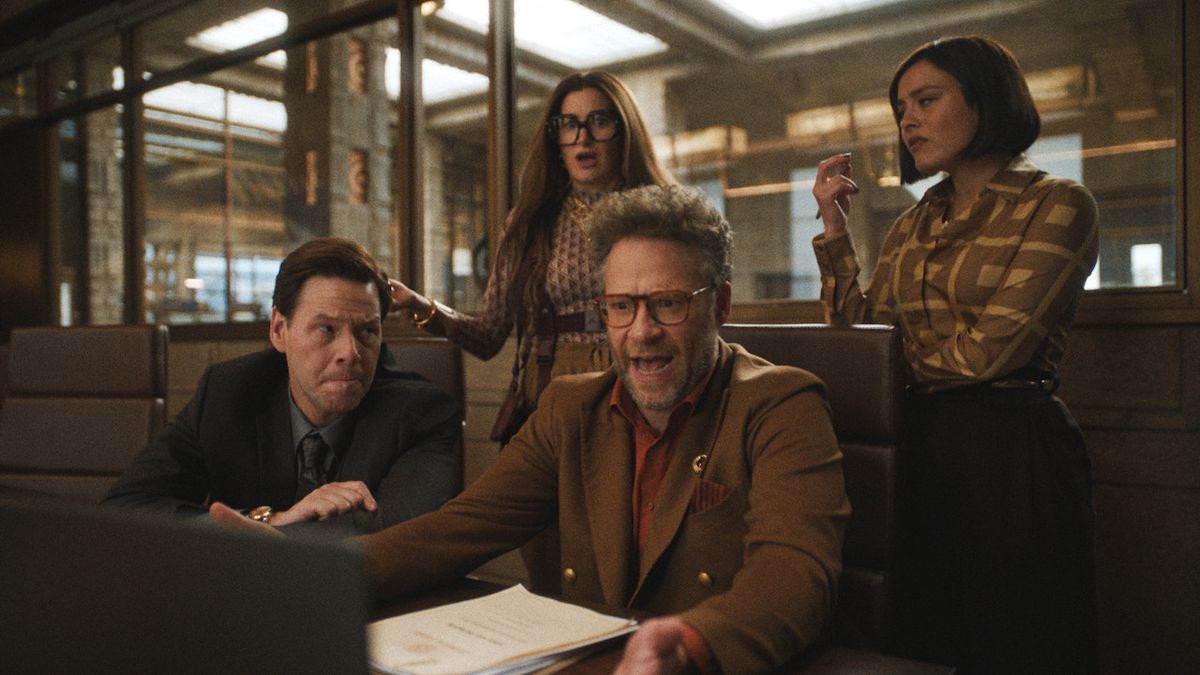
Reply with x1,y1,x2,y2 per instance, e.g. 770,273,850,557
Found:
909,371,1058,396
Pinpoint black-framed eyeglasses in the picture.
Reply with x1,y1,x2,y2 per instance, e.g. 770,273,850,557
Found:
595,286,714,328
547,108,622,146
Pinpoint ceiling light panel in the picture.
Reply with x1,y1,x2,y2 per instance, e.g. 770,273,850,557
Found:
439,0,667,69
704,0,904,30
187,8,289,69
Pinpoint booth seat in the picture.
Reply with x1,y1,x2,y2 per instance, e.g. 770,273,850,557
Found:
385,335,466,494
720,323,906,653
0,325,169,503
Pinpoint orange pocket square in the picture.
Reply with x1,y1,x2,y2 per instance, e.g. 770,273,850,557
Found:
689,478,731,514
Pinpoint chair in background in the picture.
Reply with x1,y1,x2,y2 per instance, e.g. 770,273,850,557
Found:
385,335,466,493
720,323,906,653
0,325,168,503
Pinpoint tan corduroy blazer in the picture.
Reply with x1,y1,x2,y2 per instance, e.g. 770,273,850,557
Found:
361,340,849,673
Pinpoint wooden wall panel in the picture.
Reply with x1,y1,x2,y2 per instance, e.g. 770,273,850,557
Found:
166,339,266,418
1093,484,1200,670
1085,428,1200,487
1059,326,1192,427
0,124,51,338
461,337,527,585
1058,322,1200,673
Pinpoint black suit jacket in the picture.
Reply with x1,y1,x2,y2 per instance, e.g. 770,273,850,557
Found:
102,345,461,536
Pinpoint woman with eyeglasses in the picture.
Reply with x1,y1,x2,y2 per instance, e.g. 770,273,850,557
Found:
389,71,674,591
811,36,1098,672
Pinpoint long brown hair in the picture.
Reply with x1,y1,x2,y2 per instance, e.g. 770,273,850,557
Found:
496,71,675,317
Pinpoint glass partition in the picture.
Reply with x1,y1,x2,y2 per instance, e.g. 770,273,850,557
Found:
56,106,126,325
0,66,37,124
141,4,398,323
46,36,122,110
414,5,492,312
444,0,1181,299
0,0,1185,329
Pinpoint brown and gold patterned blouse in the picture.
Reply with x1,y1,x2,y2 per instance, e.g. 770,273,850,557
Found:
813,155,1098,387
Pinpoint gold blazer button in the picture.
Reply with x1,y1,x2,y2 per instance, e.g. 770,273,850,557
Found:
691,454,708,474
562,567,577,584
697,571,713,587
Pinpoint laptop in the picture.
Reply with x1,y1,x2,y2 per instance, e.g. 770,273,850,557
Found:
0,497,369,674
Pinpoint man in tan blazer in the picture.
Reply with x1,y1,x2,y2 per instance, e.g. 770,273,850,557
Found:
213,185,848,674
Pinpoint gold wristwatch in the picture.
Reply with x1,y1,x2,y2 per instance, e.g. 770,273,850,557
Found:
247,505,274,523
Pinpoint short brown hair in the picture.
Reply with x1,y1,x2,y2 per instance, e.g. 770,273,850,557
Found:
589,185,733,287
890,35,1040,184
272,237,391,318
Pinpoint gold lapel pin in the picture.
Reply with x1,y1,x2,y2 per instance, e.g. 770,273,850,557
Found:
691,454,708,474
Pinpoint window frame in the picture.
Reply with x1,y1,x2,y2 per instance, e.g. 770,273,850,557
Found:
0,0,1194,333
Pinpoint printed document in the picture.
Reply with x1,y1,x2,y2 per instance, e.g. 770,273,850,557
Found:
368,584,638,675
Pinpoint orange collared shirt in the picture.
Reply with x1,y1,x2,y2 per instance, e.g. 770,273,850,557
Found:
609,368,719,675
610,368,713,557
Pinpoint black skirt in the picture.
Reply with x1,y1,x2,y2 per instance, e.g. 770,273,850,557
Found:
898,384,1098,674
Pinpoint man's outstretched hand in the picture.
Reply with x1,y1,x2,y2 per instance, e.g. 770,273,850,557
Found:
208,479,379,531
269,481,378,526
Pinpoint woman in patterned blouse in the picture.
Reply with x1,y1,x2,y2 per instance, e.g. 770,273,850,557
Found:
811,36,1098,673
389,72,674,592
391,71,673,436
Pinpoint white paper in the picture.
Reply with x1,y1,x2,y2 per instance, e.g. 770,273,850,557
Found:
368,585,638,675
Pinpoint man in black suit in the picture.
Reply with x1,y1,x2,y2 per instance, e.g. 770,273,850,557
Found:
103,238,461,536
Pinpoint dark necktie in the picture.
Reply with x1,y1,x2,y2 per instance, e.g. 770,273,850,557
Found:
296,431,330,499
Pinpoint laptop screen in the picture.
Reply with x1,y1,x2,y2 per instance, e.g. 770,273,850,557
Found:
0,497,369,674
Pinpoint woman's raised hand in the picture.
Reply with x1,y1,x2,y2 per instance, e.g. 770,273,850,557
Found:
388,279,424,314
813,153,859,237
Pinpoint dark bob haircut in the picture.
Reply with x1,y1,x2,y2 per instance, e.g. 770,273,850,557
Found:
272,237,392,319
889,35,1040,184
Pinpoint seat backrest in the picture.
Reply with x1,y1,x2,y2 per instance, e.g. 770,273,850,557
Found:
386,336,465,414
385,336,466,492
719,323,905,651
0,325,168,503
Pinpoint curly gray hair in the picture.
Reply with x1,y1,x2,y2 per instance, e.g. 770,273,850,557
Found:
589,184,733,287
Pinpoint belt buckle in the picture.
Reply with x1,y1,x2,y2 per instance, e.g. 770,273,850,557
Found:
584,308,602,333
